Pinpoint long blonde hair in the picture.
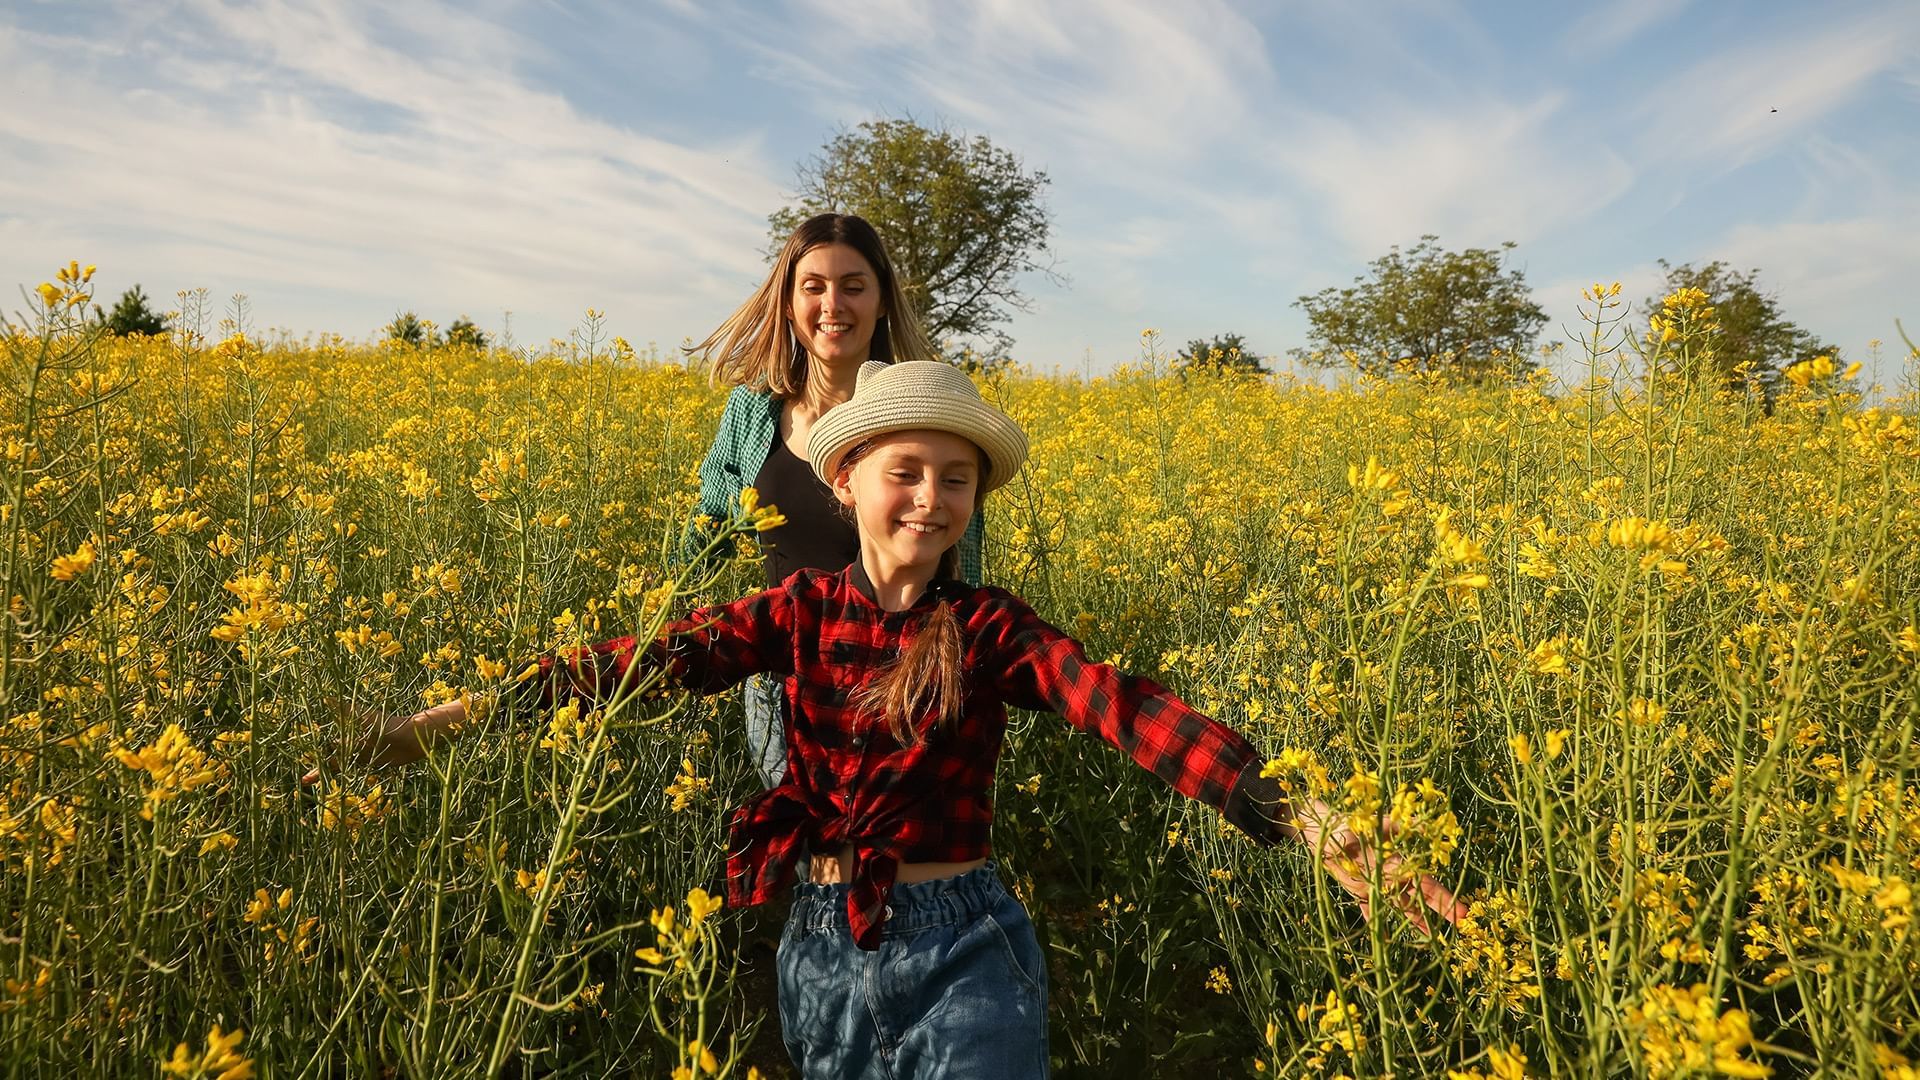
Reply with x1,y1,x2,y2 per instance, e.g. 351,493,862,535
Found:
836,435,989,746
687,213,937,396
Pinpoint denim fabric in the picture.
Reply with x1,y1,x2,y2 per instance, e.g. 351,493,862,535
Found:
743,672,787,787
777,863,1049,1079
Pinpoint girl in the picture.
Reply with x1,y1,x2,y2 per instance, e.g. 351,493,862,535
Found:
348,361,1465,1078
682,213,986,788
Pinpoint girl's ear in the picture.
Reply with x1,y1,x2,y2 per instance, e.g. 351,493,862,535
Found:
829,464,858,508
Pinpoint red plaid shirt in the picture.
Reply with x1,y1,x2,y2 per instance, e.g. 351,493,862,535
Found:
521,562,1287,949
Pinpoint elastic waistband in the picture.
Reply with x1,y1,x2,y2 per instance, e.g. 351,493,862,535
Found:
790,862,1009,937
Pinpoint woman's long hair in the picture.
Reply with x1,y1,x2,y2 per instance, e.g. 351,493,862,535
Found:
686,213,937,397
837,436,988,746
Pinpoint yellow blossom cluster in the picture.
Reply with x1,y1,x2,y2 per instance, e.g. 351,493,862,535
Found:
1451,890,1543,1014
111,724,222,821
160,1023,253,1080
1627,984,1771,1079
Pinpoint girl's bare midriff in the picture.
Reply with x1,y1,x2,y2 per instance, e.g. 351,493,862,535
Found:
807,845,987,885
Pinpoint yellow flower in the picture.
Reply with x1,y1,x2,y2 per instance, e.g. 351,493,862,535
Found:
1347,454,1401,493
198,831,239,856
161,1023,253,1079
1617,698,1668,728
1526,637,1568,676
1509,733,1534,766
1543,728,1570,760
664,757,711,812
50,540,97,581
650,905,677,939
112,723,222,819
686,887,724,927
1628,984,1771,1079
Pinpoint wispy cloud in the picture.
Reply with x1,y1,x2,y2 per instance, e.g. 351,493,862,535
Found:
0,0,781,340
1629,9,1920,169
1562,0,1693,54
3,0,1913,374
1268,93,1637,255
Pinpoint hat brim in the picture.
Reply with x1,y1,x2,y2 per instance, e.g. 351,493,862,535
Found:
807,391,1028,495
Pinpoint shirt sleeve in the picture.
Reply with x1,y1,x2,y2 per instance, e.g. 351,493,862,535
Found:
981,593,1286,842
513,585,794,713
958,510,985,586
676,388,750,565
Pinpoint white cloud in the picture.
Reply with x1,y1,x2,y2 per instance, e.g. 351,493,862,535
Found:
777,0,1273,191
1267,93,1637,256
0,0,784,342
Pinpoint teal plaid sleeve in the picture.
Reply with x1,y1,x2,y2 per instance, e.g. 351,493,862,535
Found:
679,387,781,565
958,511,985,586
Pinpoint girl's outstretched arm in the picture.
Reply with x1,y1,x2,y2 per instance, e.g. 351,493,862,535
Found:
302,582,796,784
982,593,1465,930
299,695,476,784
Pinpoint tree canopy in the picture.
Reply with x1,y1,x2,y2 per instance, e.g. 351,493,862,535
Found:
1643,260,1837,392
1293,236,1546,379
1175,333,1266,375
444,317,488,350
769,118,1058,354
100,285,169,337
385,312,431,347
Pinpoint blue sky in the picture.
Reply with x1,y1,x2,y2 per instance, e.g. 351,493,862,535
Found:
4,0,1918,386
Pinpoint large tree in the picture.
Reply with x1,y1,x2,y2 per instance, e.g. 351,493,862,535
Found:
1643,259,1838,392
769,118,1058,353
1293,236,1547,379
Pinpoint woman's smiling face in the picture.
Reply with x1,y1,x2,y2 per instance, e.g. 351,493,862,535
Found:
790,242,883,372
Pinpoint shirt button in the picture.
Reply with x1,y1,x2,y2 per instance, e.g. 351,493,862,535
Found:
883,905,894,921
850,734,866,749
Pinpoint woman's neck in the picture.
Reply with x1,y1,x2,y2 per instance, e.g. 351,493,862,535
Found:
792,355,861,419
860,549,939,612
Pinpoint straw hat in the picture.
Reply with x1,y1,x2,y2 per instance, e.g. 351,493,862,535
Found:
806,361,1029,494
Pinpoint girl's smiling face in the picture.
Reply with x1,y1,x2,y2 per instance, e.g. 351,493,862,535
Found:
832,430,982,576
790,243,883,372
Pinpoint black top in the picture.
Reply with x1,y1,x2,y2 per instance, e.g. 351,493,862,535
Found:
752,431,859,587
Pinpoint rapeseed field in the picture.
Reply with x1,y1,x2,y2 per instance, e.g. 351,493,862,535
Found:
3,266,1917,1076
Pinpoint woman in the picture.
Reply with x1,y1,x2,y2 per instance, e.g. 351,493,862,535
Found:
683,213,986,786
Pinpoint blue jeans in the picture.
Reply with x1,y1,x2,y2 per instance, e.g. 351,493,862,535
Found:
744,673,787,787
777,864,1050,1079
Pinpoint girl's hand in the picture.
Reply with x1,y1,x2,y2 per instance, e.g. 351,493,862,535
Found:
300,703,442,786
1289,797,1468,934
